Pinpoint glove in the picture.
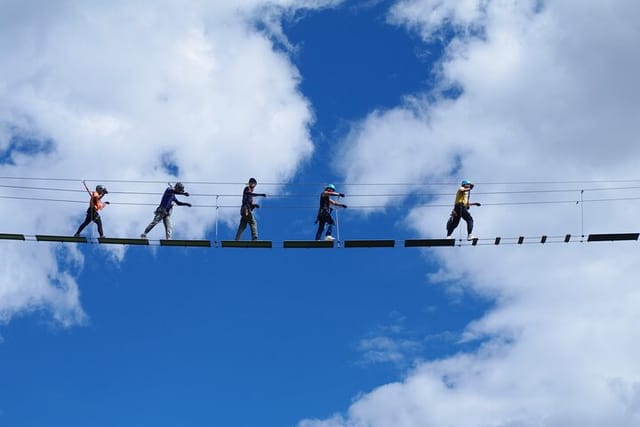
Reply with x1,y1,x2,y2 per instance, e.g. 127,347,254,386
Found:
252,204,260,209
185,203,192,207
475,202,481,207
469,184,474,190
342,204,348,209
339,193,345,197
103,189,109,194
184,192,190,197
104,201,110,205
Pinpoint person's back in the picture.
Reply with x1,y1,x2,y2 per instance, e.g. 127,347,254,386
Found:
158,187,176,212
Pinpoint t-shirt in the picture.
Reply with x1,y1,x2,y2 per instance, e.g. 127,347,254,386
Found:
242,186,254,209
319,192,332,214
90,191,105,211
158,187,178,212
454,188,469,205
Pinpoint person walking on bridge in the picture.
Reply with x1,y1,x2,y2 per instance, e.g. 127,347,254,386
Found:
315,184,347,241
446,179,481,241
141,182,191,240
235,177,267,241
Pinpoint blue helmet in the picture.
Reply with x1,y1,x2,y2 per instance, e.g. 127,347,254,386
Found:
461,179,472,186
326,184,336,191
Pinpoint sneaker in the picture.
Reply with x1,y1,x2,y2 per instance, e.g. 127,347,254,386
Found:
140,233,147,239
467,234,477,241
325,235,335,241
446,235,453,239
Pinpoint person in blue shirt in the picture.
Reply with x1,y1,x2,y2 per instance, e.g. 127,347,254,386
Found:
315,184,347,241
235,177,267,241
141,182,191,240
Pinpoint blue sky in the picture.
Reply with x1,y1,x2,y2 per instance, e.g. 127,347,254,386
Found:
2,1,640,426
0,2,488,426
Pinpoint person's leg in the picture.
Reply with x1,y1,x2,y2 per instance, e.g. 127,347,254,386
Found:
446,209,460,236
460,207,474,234
163,214,173,240
248,213,258,240
235,216,248,240
315,220,325,240
93,212,104,237
75,209,93,236
325,216,335,237
143,211,163,235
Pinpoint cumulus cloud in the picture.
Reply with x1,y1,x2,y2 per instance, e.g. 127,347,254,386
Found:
356,314,424,367
0,0,339,327
303,0,640,425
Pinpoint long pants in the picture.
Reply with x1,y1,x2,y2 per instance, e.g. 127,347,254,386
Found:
235,211,258,240
315,213,334,240
446,203,473,236
144,208,173,239
75,208,104,237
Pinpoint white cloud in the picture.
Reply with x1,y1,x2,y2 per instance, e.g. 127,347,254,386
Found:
0,0,340,327
356,314,424,367
303,0,640,425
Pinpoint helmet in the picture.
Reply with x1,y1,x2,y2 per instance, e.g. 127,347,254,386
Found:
174,182,185,192
326,184,336,191
95,185,107,194
461,179,472,186
248,177,257,185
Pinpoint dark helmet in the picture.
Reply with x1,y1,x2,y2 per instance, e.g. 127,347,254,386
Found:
96,185,107,194
248,177,257,185
174,182,185,192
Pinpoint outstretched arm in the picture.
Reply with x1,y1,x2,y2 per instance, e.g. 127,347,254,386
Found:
175,199,191,207
323,190,345,198
328,199,347,208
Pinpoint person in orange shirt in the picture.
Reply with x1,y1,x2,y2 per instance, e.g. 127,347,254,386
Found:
74,181,109,238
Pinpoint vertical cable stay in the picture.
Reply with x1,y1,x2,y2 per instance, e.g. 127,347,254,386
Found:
581,189,585,241
215,195,220,247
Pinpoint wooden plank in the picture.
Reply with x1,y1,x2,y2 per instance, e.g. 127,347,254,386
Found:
36,235,87,243
221,240,273,248
159,239,211,247
404,239,455,247
0,233,26,241
283,240,334,248
99,237,149,246
344,239,395,248
587,233,639,242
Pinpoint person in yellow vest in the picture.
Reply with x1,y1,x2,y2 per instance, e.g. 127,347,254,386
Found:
74,181,109,238
446,179,481,240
